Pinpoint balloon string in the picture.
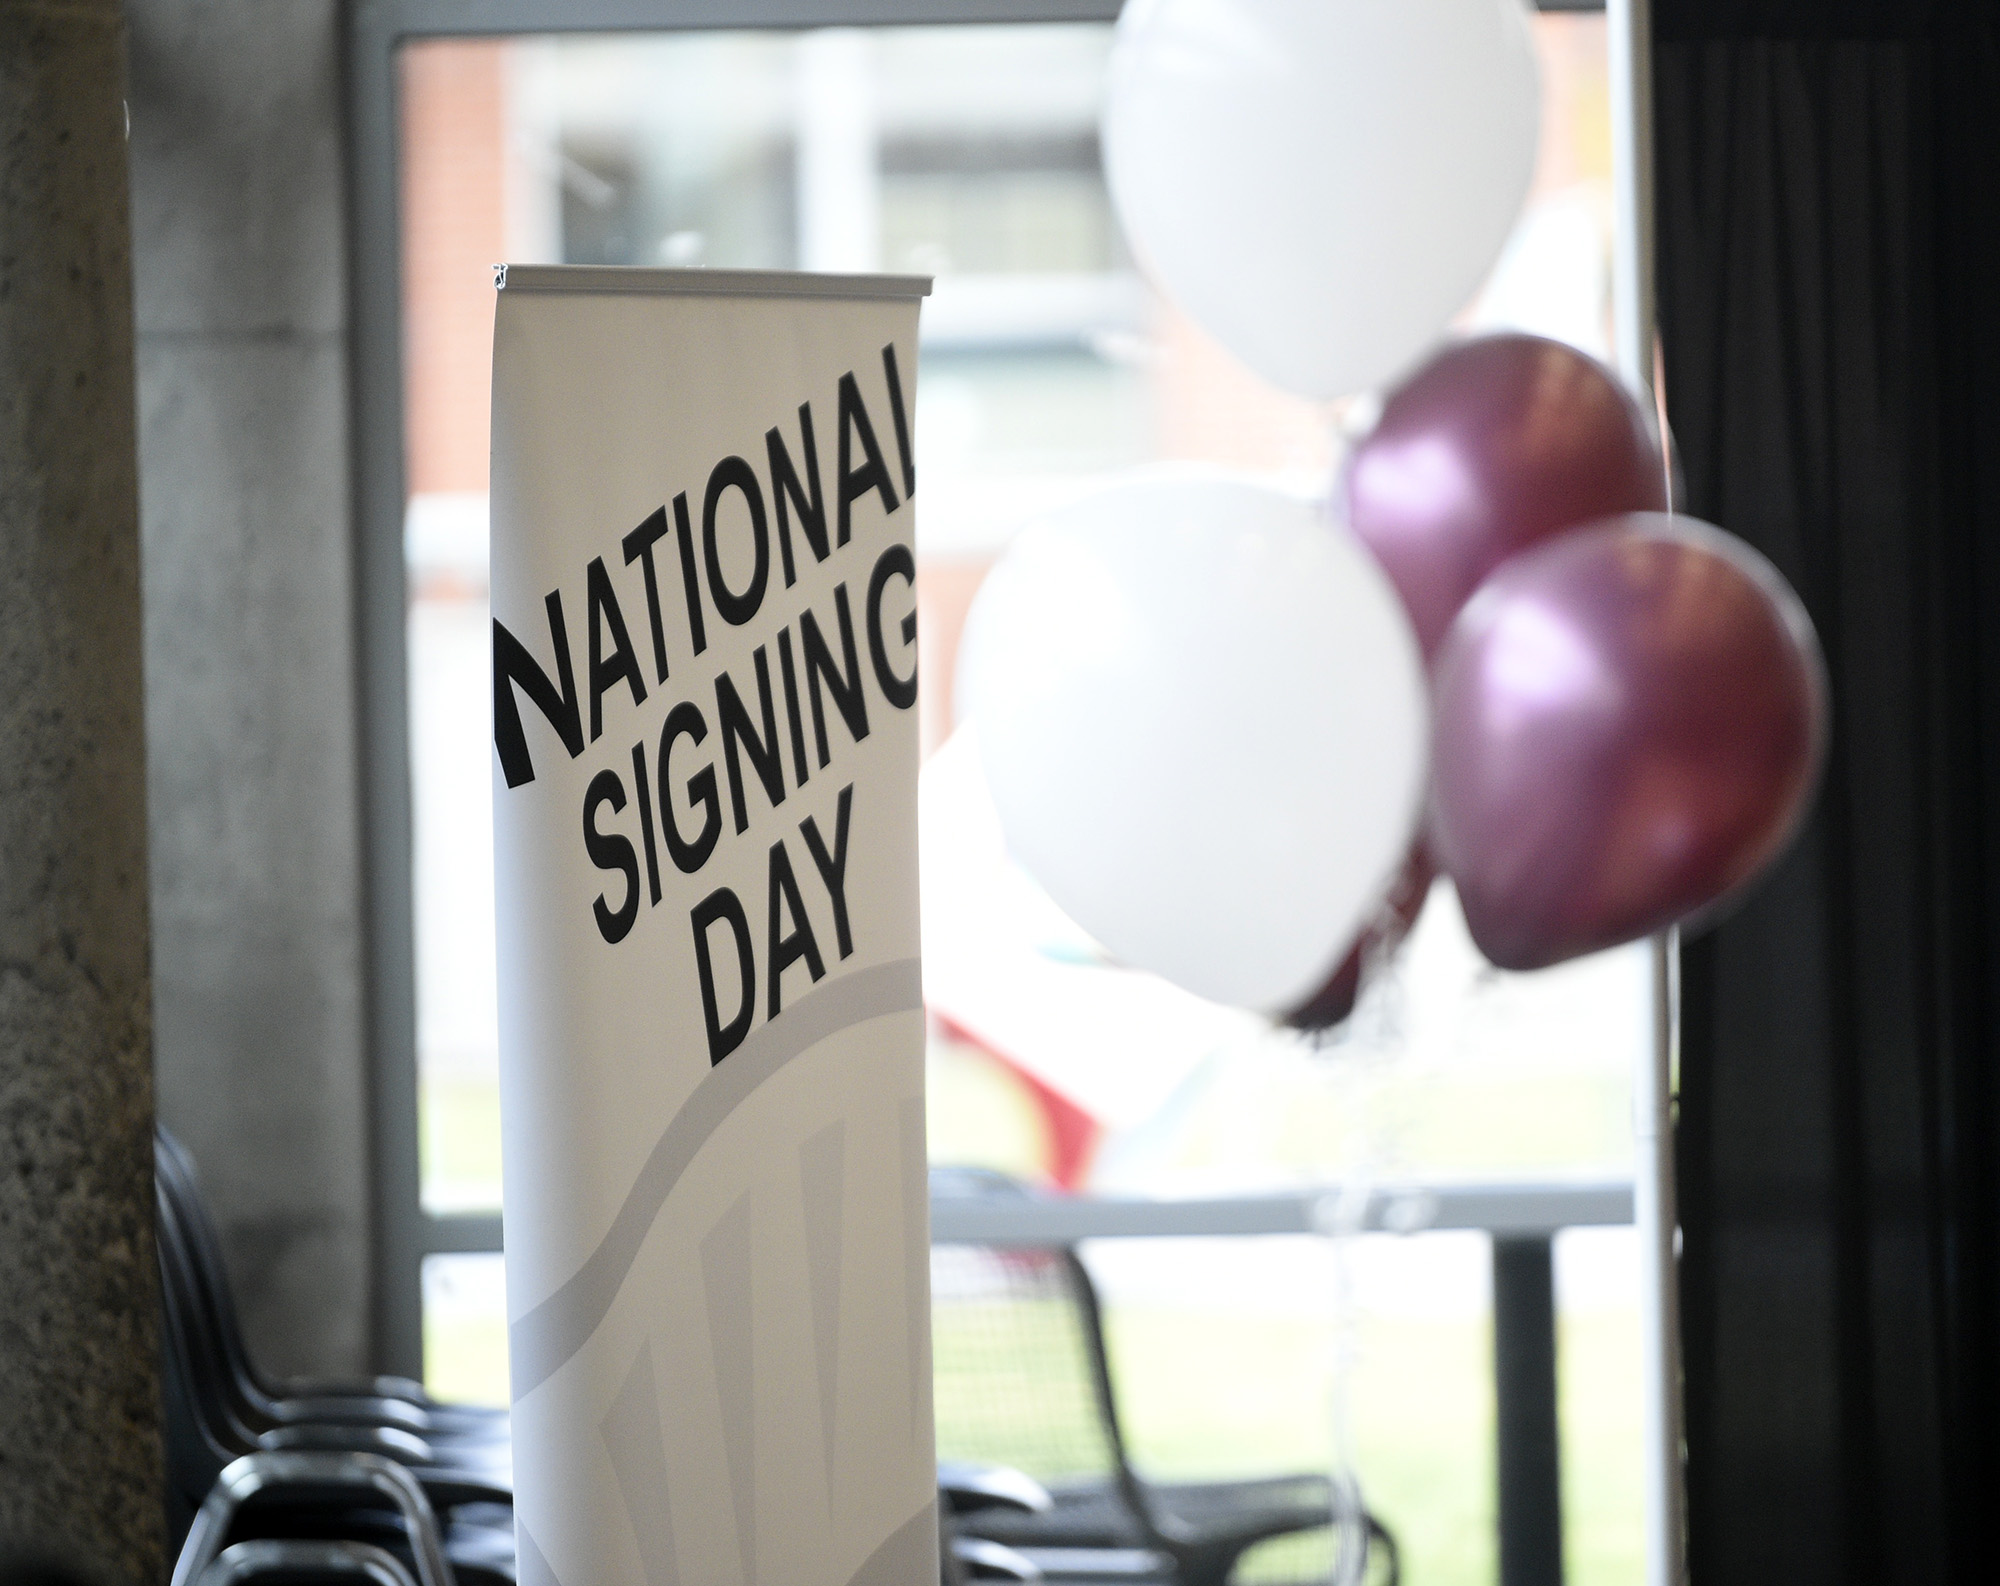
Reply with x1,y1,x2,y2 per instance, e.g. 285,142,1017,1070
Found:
1311,916,1418,1586
1323,1203,1371,1586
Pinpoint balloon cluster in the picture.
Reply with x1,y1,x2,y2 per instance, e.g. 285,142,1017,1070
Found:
1350,337,1826,985
958,0,1828,1027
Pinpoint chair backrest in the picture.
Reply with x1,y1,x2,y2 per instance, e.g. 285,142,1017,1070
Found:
156,1146,276,1446
929,1240,1124,1487
157,1128,276,1413
927,1169,1152,1496
155,1132,443,1422
160,1174,256,1548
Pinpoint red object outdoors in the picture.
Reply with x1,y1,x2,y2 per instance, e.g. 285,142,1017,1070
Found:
935,1015,1105,1191
1344,333,1667,659
1429,514,1827,971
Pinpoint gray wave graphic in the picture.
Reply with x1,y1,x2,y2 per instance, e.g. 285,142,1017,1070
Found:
514,1499,932,1586
844,1504,935,1586
509,958,924,1396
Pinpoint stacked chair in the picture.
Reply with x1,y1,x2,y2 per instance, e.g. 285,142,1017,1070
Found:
171,1451,455,1586
930,1169,1400,1586
156,1129,516,1585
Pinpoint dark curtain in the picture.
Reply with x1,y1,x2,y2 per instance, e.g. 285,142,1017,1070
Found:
1655,2,2000,1581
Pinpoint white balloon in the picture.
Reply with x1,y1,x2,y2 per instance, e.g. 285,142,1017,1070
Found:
1103,0,1541,400
958,475,1428,1014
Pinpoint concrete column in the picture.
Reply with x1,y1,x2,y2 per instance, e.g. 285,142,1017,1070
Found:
126,0,372,1381
0,3,166,1580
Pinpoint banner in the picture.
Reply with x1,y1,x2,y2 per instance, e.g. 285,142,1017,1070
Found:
489,265,934,1586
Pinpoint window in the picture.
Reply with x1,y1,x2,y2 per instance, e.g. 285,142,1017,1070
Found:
359,6,1642,1580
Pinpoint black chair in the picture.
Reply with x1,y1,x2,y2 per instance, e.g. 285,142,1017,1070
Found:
930,1173,1399,1586
155,1130,507,1444
173,1453,453,1586
154,1165,509,1464
156,1137,514,1580
189,1541,421,1586
942,1462,1055,1584
179,1469,436,1586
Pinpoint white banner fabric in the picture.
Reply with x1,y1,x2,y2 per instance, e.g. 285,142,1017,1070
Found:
488,266,934,1586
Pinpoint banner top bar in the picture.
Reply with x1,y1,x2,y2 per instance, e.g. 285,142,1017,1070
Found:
493,263,934,301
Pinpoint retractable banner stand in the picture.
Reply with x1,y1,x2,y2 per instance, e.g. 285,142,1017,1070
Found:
488,265,935,1586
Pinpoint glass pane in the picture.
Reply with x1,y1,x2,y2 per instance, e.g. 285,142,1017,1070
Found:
421,1252,510,1407
402,41,500,1218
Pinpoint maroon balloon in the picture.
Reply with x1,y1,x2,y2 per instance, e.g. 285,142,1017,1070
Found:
1286,846,1437,1032
1430,514,1827,972
1344,334,1667,659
